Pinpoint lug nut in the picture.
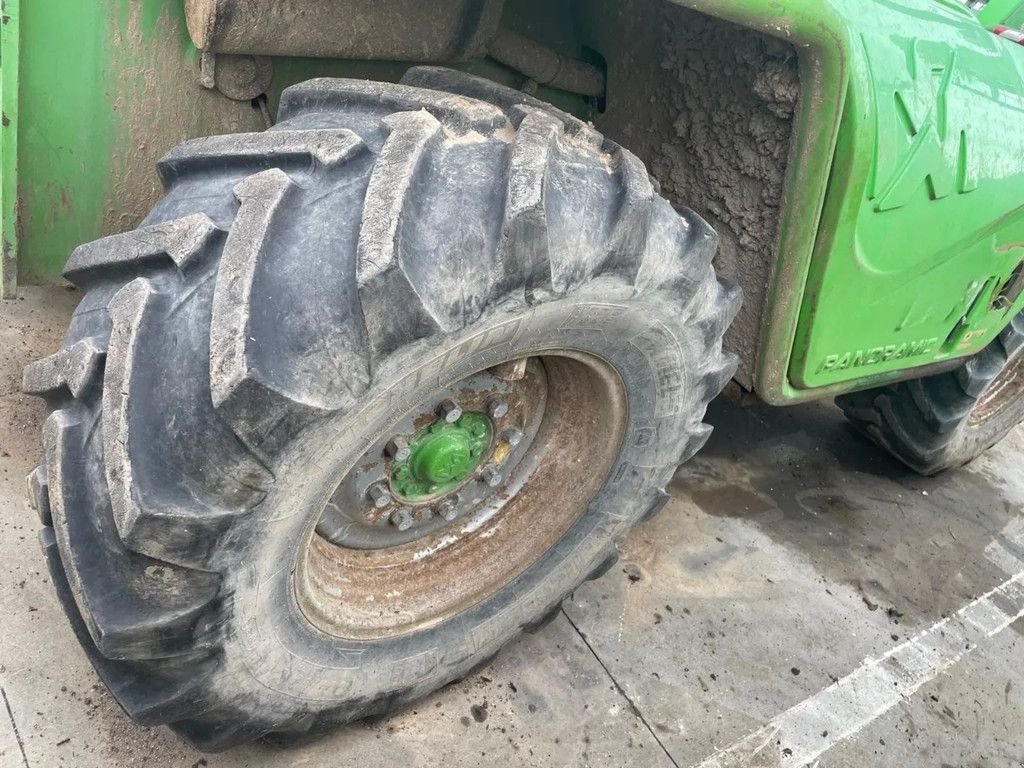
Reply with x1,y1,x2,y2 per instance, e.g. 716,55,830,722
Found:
390,506,415,531
502,427,524,447
367,481,392,508
385,436,411,462
438,496,460,522
438,398,462,423
481,465,503,488
487,397,509,420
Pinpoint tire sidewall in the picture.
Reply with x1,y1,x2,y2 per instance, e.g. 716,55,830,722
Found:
215,280,706,718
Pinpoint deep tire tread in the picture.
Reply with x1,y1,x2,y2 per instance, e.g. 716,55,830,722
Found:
158,129,366,186
63,214,225,287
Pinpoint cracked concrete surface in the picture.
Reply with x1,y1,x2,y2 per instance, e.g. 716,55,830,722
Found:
2,286,1023,767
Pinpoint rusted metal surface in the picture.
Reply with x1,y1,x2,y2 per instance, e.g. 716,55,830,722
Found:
295,353,627,640
487,30,605,98
970,349,1024,426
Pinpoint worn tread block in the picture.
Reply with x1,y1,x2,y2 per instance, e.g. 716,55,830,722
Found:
279,78,509,135
45,409,221,660
64,214,224,286
104,278,260,566
26,465,53,526
399,65,598,144
158,129,366,185
357,111,449,355
492,109,561,302
209,168,334,456
602,147,655,282
634,199,719,300
22,337,106,399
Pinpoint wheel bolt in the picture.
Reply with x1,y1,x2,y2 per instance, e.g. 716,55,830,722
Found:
385,436,411,462
438,398,462,423
487,397,509,420
438,496,460,522
481,465,503,488
367,481,392,508
390,506,415,531
502,427,524,447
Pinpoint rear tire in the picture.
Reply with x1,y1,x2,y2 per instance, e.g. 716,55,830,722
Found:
24,68,738,749
837,311,1024,475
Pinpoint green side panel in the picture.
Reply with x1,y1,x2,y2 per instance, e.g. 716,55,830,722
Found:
0,0,19,298
789,0,1024,390
977,0,1024,27
14,0,267,287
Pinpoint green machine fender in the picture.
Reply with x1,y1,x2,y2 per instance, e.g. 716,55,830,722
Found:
674,0,1024,404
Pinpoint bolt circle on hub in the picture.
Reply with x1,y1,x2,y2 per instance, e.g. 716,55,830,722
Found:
314,359,549,551
391,411,493,501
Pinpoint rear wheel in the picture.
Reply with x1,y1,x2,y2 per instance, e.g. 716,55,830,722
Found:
837,311,1024,475
24,67,738,749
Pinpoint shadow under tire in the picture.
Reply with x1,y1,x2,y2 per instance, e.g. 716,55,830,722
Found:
24,67,739,750
836,310,1024,476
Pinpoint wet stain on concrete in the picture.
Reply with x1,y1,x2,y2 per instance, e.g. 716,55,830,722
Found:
672,398,1024,627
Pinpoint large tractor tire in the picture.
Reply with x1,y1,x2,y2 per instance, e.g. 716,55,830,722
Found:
23,68,738,750
837,310,1024,475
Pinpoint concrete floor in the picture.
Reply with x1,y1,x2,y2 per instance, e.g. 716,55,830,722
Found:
2,285,1023,767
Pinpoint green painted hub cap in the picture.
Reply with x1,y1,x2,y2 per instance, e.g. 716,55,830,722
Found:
391,412,492,500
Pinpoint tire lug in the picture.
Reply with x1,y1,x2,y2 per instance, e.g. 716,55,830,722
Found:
487,397,509,420
385,436,411,462
390,506,415,531
367,481,392,509
438,398,462,423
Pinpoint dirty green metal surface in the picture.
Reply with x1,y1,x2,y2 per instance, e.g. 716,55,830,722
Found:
0,0,19,298
679,0,1024,404
8,0,265,295
787,0,1024,393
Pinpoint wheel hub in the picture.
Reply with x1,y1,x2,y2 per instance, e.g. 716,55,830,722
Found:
313,360,547,550
392,413,492,500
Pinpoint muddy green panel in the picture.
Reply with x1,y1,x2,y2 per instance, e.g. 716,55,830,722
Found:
676,0,1024,404
789,0,1024,390
1,0,19,297
13,0,264,287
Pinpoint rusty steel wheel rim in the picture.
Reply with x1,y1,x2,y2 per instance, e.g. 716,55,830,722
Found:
295,352,628,640
969,349,1024,426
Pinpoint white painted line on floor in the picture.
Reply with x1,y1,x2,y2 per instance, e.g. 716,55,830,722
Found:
985,516,1024,575
690,570,1024,768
